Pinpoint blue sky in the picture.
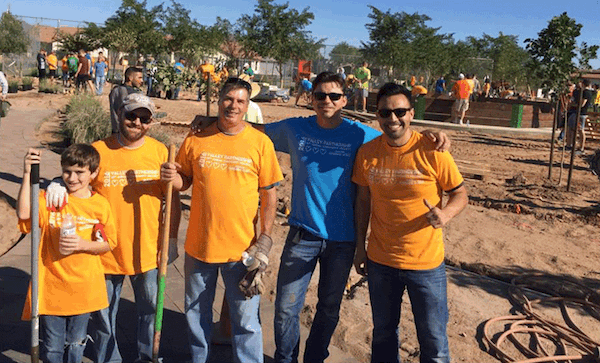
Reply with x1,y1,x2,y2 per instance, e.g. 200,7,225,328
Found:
4,0,600,67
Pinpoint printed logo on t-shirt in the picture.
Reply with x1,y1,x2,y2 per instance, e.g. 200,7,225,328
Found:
367,168,427,185
198,152,252,173
102,170,160,187
49,212,99,232
297,136,352,157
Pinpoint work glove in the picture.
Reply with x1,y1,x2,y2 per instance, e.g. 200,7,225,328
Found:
239,233,273,298
45,178,68,211
168,238,179,265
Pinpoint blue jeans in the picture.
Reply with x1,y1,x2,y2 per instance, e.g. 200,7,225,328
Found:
41,313,90,363
274,227,355,363
185,253,262,363
95,75,106,95
147,77,154,96
89,269,158,363
367,260,450,363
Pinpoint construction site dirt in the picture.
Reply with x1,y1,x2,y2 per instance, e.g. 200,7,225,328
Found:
1,89,599,362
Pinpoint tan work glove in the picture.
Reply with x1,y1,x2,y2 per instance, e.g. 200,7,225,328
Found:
239,233,272,298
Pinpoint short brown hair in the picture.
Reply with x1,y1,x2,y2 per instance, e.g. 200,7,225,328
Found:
61,144,100,173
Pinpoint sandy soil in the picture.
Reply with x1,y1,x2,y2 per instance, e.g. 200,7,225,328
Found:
3,87,600,362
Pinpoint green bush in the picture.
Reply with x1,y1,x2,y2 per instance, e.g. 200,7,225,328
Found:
63,94,111,144
38,79,62,93
147,127,171,146
21,77,33,86
27,68,39,77
8,80,19,93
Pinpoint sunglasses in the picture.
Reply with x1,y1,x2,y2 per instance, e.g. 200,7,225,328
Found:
377,107,411,118
224,77,252,94
124,111,152,124
313,92,344,101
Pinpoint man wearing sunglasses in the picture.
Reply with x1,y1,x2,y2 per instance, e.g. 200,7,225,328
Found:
352,83,468,363
191,72,450,363
162,77,283,363
45,93,181,363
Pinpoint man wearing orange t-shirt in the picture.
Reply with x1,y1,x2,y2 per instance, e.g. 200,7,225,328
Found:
353,83,468,363
161,77,283,363
451,73,471,125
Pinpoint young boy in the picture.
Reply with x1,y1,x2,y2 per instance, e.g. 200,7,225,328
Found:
17,144,117,363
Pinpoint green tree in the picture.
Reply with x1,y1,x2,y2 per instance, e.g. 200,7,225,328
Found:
0,11,29,54
525,12,598,96
104,0,165,57
329,41,360,65
161,1,228,66
56,24,104,53
361,6,456,83
237,0,324,86
467,33,530,86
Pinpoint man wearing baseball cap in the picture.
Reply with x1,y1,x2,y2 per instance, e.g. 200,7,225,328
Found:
45,93,181,362
242,62,255,80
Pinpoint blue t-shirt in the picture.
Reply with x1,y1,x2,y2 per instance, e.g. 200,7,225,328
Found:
86,54,93,75
265,116,381,242
435,78,446,93
94,62,108,78
174,62,184,73
300,79,312,92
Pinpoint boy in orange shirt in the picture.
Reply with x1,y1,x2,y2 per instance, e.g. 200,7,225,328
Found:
17,144,117,363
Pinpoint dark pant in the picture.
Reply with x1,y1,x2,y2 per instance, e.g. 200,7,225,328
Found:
367,260,450,363
274,227,355,363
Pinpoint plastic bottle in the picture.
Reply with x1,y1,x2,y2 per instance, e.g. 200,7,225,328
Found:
59,214,76,255
241,251,259,270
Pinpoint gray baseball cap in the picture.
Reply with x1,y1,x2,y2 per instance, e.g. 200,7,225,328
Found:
121,93,156,116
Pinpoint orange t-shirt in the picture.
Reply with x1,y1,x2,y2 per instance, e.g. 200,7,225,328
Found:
92,136,168,275
20,192,117,319
466,79,474,95
199,63,215,81
352,132,464,270
452,80,471,100
176,124,283,263
47,54,58,70
61,56,68,71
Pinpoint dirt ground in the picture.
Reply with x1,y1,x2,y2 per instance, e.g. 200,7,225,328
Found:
2,87,600,362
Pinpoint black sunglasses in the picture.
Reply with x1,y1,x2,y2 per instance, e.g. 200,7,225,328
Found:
313,92,343,101
224,77,252,94
377,108,411,118
125,111,152,124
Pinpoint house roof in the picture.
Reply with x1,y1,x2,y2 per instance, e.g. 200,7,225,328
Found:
38,25,80,43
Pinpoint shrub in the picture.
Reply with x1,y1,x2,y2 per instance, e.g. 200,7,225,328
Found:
63,94,111,144
147,127,171,146
27,68,39,77
21,77,33,86
38,79,62,93
8,80,19,93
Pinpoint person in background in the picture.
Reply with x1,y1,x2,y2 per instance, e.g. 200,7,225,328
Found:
0,69,7,101
47,50,58,82
75,49,94,93
353,61,371,113
109,67,143,134
242,63,255,80
451,73,471,125
173,57,186,100
294,76,312,107
60,53,69,87
37,49,47,80
94,55,109,96
435,76,446,96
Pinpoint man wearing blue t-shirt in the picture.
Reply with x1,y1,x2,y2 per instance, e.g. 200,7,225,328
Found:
191,73,448,363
